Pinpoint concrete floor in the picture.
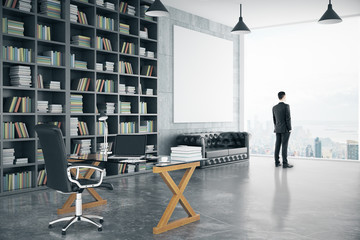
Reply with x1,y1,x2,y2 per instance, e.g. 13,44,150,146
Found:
0,156,360,240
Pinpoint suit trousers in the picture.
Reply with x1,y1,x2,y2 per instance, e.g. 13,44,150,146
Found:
274,133,290,164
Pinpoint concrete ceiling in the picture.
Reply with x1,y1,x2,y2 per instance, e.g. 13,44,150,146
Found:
161,0,360,28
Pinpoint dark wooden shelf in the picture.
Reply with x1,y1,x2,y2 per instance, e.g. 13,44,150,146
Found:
0,0,158,195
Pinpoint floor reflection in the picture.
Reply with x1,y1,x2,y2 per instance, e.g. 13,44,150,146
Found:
272,168,290,229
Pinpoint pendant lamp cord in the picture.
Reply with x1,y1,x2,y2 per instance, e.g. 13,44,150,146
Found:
240,4,242,17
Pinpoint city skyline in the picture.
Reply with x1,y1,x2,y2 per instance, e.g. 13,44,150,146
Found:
246,118,358,160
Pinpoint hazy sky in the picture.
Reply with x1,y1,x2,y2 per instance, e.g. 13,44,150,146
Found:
244,17,359,126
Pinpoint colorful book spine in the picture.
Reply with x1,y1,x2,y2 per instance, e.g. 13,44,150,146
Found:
139,102,148,114
95,79,114,92
77,121,89,135
3,171,32,191
37,24,51,40
37,169,47,186
121,42,135,55
96,15,114,31
77,11,88,24
119,23,130,34
119,163,128,174
42,50,63,66
2,46,32,62
141,65,154,76
140,120,154,133
119,122,135,133
118,61,133,74
96,37,112,51
40,0,61,19
96,122,105,135
76,78,91,91
2,18,25,36
3,122,29,139
5,96,32,113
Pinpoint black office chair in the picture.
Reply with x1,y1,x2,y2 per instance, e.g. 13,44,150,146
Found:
35,124,105,235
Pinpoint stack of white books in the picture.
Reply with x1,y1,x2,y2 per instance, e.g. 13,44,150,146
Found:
170,146,202,161
18,0,32,12
49,104,62,113
139,29,148,38
96,63,103,71
126,86,136,94
146,88,153,95
37,101,49,113
96,0,104,7
127,5,136,15
146,51,154,58
104,2,114,10
45,81,60,89
139,47,146,56
70,4,78,22
74,139,92,154
146,145,155,153
118,84,126,94
9,65,32,88
104,61,114,72
70,117,79,136
105,102,115,114
15,158,28,164
3,148,15,165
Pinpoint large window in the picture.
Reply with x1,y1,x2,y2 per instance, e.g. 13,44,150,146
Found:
245,17,359,160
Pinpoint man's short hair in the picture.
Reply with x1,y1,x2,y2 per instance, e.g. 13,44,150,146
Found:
278,91,286,100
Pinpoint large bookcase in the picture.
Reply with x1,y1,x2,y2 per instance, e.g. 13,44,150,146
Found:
0,0,158,195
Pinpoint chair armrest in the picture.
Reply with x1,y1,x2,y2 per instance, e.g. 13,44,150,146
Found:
67,165,105,189
69,162,105,170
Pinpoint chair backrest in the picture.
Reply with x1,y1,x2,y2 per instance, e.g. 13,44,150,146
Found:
34,124,73,193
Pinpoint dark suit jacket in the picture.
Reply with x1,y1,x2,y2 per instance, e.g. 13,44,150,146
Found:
273,102,292,133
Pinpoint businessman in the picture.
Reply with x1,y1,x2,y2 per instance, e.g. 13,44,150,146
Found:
272,91,293,168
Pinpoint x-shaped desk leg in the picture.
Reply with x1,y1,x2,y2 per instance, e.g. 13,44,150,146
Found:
153,163,200,234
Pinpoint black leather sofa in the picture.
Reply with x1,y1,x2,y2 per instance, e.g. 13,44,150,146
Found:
176,132,249,167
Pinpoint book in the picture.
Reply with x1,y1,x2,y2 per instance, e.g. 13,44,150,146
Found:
37,24,51,40
72,35,91,48
141,65,154,76
119,122,135,133
2,18,24,36
96,15,114,31
70,94,83,113
3,46,32,62
119,61,133,74
9,65,32,87
39,0,61,19
72,139,92,155
119,23,130,34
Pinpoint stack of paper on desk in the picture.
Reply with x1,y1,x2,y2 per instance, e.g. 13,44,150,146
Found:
170,146,202,161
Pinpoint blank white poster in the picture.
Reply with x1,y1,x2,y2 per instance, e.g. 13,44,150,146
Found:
173,25,233,123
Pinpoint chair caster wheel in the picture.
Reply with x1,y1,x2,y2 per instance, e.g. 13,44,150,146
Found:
62,231,66,235
100,219,104,224
48,225,52,229
98,227,102,232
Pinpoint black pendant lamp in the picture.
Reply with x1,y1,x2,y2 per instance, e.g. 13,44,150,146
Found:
318,0,342,24
231,4,251,34
145,0,169,17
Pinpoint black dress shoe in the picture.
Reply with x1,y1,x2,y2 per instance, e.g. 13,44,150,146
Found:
283,164,293,168
275,163,282,167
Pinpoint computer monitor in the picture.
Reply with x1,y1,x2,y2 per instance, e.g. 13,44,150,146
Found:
113,134,147,157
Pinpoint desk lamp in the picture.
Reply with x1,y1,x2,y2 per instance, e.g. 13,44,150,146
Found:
98,104,110,161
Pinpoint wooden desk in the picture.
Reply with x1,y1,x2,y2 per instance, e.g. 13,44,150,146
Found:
58,154,107,215
153,161,200,234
